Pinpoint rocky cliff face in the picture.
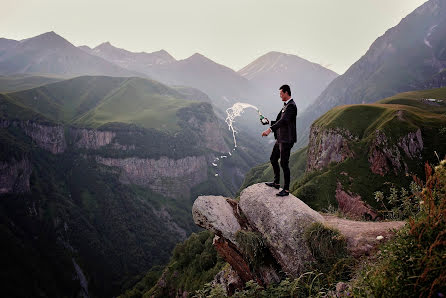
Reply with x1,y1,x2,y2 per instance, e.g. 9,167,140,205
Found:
70,128,116,150
1,111,232,201
304,124,424,218
192,183,404,292
306,125,423,176
1,120,66,154
306,126,356,172
96,155,208,199
335,182,378,220
0,157,32,194
21,121,66,154
181,110,229,153
368,128,423,176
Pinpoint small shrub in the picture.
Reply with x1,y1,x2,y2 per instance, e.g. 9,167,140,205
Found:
374,181,422,220
193,283,226,298
353,161,446,297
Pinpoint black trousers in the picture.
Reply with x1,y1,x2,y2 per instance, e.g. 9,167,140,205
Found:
270,141,294,191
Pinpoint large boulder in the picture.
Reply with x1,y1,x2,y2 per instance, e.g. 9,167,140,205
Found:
192,195,241,245
239,183,324,276
193,195,281,286
192,183,404,289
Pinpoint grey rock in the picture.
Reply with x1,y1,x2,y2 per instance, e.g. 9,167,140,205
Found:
369,128,423,175
21,121,66,154
211,265,243,296
2,120,66,154
70,128,116,149
239,183,324,277
306,126,356,172
192,196,241,244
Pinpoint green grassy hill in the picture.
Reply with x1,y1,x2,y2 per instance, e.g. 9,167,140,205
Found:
4,76,197,132
240,87,446,213
137,87,446,298
294,87,446,212
0,74,270,297
295,0,446,146
0,74,64,93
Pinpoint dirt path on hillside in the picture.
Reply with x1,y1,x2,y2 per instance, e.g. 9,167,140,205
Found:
322,214,406,256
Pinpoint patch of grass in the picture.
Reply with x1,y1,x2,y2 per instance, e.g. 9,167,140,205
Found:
235,230,267,271
304,222,355,285
0,74,63,93
304,222,349,266
141,231,225,298
4,76,199,132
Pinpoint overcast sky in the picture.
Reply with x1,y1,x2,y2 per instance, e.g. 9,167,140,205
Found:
2,0,427,74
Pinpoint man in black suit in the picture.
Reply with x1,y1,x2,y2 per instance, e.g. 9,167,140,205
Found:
261,85,297,196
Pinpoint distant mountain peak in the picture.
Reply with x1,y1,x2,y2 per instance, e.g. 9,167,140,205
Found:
238,51,337,80
189,52,206,59
185,53,215,64
78,45,92,51
20,31,72,49
156,49,171,56
41,31,57,37
94,41,116,52
264,51,287,57
97,41,112,48
31,31,61,39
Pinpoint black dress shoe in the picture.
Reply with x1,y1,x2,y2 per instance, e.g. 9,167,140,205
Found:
265,182,280,189
276,189,290,196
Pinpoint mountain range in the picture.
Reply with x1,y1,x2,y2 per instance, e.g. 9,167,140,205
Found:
0,74,268,297
295,0,446,145
0,31,339,126
2,0,446,296
0,32,140,77
81,43,340,115
238,51,338,111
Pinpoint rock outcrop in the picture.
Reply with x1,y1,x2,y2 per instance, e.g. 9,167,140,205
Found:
183,113,229,153
306,126,424,176
192,183,404,291
0,158,32,194
2,120,66,154
21,121,66,154
192,195,241,244
305,124,424,219
70,128,116,150
96,155,208,199
368,128,423,175
306,126,356,172
1,120,66,154
335,182,378,220
239,184,324,276
211,265,243,296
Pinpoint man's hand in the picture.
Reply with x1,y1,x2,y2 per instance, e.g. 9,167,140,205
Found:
262,128,272,137
260,117,269,125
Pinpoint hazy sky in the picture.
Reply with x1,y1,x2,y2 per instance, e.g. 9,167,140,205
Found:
2,0,427,74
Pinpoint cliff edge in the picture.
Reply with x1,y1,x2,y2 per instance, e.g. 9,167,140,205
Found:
192,183,404,293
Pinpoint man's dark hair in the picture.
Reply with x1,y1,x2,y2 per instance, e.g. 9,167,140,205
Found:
279,84,291,96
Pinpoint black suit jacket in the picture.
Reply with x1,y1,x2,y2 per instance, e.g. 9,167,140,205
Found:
270,99,297,143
